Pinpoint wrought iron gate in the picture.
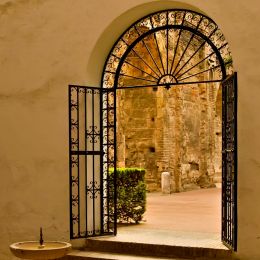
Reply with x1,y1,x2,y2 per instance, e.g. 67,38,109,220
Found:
69,85,116,238
221,72,237,250
68,9,237,250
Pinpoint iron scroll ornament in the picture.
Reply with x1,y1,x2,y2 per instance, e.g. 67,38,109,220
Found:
102,9,233,89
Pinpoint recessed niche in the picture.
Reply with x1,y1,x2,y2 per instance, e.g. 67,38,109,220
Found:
149,147,155,153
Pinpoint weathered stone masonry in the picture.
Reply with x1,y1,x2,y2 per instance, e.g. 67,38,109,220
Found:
116,82,222,192
114,26,223,192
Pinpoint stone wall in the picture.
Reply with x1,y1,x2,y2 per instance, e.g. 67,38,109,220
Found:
117,88,158,190
116,32,222,192
117,81,222,192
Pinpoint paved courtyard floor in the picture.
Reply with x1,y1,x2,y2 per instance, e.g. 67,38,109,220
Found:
112,187,226,249
143,187,221,233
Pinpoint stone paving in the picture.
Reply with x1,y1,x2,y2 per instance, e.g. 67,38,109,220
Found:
111,187,226,249
142,187,221,233
67,188,229,259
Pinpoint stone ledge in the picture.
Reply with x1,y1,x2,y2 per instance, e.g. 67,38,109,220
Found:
63,250,186,259
83,239,232,259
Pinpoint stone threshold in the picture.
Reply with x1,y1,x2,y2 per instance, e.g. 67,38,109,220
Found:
64,250,187,260
82,238,231,259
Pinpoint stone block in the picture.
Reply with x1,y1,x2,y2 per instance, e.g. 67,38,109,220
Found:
161,172,171,194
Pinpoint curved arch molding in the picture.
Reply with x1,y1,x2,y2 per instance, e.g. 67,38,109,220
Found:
101,9,233,88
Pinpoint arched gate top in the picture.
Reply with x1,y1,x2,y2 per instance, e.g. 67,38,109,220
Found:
102,9,233,89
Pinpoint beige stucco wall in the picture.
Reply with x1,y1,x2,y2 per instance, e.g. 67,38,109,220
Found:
0,0,260,259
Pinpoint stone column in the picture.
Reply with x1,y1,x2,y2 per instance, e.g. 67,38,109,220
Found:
207,75,216,181
213,84,222,184
198,81,209,188
171,86,183,192
155,87,170,189
161,172,171,194
116,89,126,168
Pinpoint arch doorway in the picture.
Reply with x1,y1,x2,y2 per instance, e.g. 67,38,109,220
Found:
69,9,237,251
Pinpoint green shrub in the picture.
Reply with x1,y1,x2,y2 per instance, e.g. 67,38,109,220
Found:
109,168,146,223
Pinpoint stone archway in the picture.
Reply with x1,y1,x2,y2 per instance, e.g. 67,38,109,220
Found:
68,7,237,252
100,9,237,250
101,9,233,193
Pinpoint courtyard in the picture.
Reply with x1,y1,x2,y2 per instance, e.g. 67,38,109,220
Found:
113,188,223,248
68,188,228,259
141,187,221,233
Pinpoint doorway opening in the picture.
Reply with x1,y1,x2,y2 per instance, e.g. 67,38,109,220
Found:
101,8,236,250
69,8,237,253
114,84,224,249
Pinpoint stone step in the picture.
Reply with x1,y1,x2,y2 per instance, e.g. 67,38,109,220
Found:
81,238,232,259
64,250,187,260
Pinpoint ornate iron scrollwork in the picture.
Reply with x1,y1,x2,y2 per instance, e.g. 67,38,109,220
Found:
68,9,236,245
102,9,233,89
69,85,116,238
86,126,100,144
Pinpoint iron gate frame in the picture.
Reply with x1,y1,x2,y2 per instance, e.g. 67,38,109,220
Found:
100,8,237,251
221,72,238,251
69,85,117,239
69,78,238,248
68,8,238,251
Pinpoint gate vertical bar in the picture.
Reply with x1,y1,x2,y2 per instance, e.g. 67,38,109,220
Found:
69,86,73,239
222,78,227,245
84,87,88,236
106,90,110,233
100,89,104,234
233,72,238,251
101,89,108,234
100,87,116,235
92,89,95,235
69,85,81,238
77,87,80,237
114,88,117,236
221,72,237,251
166,11,169,74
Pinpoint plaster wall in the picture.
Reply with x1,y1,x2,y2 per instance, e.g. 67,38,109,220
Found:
0,0,260,259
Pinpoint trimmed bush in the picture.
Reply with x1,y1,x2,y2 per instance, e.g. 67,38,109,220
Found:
109,168,146,223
